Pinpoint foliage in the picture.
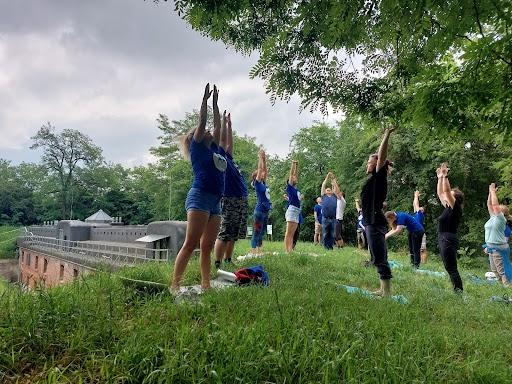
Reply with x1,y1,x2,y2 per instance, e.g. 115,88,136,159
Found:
2,243,512,382
30,123,103,219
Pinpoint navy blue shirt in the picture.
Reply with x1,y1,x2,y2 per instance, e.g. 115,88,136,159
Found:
361,165,388,226
223,151,248,198
314,204,322,224
415,210,425,226
190,138,226,196
286,183,300,208
254,180,272,213
396,212,424,233
321,194,337,219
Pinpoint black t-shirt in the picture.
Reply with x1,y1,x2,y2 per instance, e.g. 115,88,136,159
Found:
438,200,462,234
361,165,388,226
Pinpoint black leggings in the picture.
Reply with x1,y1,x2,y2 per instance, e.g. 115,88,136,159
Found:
408,230,424,267
438,232,463,291
366,224,392,280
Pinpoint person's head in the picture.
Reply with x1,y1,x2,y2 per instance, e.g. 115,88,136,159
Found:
179,128,196,161
384,211,397,229
418,206,426,213
325,187,333,196
316,197,322,205
500,205,511,221
366,154,378,173
451,188,464,207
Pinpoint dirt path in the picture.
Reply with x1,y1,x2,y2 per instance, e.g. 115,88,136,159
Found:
0,259,18,283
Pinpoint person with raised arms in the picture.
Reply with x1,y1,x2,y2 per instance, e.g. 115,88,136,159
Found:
360,127,395,296
384,210,425,268
413,190,428,263
436,163,464,292
249,148,272,256
483,183,512,286
333,178,346,248
214,112,249,268
321,172,337,250
172,84,227,292
284,160,300,252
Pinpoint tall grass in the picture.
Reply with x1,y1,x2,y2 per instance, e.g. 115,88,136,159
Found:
1,242,511,383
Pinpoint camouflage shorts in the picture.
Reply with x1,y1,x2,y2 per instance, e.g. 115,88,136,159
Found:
217,196,248,241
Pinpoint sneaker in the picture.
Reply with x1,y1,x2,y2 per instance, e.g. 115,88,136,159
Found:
214,260,221,269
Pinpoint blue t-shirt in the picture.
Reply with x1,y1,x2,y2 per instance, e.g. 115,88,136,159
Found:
505,224,511,239
190,138,226,196
223,152,248,198
396,211,424,233
314,204,322,224
321,194,337,219
254,180,272,213
286,183,300,208
415,210,425,226
357,211,365,230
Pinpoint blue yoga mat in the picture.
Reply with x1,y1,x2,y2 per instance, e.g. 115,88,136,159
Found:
337,284,409,304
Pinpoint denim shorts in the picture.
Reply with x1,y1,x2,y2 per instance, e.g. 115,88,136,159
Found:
285,205,301,223
185,188,221,216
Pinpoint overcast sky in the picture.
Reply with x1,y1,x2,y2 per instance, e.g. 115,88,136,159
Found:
0,0,341,167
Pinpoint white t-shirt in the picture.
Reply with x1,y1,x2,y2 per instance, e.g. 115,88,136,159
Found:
336,196,346,220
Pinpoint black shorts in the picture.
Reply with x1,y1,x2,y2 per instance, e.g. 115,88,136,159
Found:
335,219,344,240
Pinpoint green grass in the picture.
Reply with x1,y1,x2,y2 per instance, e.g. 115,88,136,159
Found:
0,226,21,259
1,241,512,383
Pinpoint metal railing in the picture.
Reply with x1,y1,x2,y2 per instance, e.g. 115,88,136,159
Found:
18,235,169,267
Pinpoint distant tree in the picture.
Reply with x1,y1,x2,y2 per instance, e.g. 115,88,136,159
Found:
30,123,103,219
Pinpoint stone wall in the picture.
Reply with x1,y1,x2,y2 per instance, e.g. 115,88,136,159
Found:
90,226,148,243
28,226,59,238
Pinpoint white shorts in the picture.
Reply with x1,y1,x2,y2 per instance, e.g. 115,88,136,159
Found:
285,205,301,223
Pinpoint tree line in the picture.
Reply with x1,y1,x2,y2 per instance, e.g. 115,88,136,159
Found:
1,108,510,254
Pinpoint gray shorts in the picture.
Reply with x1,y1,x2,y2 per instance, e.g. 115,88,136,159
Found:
285,205,301,223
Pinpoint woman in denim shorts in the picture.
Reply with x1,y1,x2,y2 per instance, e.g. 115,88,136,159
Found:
284,160,301,252
172,83,227,292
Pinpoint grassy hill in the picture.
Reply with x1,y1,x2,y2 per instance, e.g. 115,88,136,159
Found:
1,241,511,383
0,226,21,259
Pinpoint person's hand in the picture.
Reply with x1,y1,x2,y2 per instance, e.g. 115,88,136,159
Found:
212,84,219,104
386,126,396,135
440,163,449,176
436,167,443,178
414,190,420,197
355,198,360,202
489,183,497,193
203,83,212,100
292,160,298,165
227,113,231,128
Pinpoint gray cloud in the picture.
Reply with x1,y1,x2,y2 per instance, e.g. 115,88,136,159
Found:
0,0,340,165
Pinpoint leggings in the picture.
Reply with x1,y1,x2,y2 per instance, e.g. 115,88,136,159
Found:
366,224,392,280
408,230,424,267
438,232,463,291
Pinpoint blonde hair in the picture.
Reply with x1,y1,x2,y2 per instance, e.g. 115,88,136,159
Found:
179,129,195,161
500,205,511,221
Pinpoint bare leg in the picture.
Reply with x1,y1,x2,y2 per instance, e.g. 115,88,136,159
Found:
214,239,227,263
172,210,209,291
225,241,235,260
199,215,221,289
284,221,298,252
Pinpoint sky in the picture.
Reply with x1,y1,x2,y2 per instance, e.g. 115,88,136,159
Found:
0,0,341,167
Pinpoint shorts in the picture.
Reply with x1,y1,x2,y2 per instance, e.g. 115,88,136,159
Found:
335,219,344,240
285,205,301,223
315,222,322,235
185,188,221,216
217,196,248,241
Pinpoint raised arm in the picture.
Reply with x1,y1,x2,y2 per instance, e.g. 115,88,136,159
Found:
256,149,266,182
193,83,212,142
218,110,228,150
376,126,396,172
332,178,343,198
225,113,233,156
385,226,404,240
212,85,221,145
440,163,456,208
413,190,420,212
355,198,361,212
488,183,501,215
321,172,331,195
288,160,298,184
